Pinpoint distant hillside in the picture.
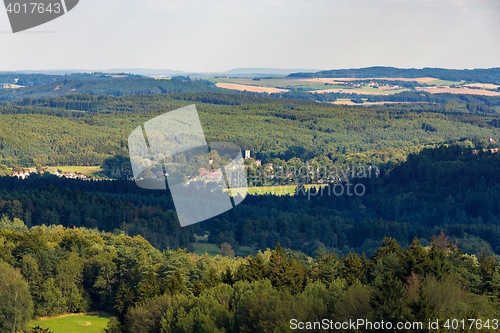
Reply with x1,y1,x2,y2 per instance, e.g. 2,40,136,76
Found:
1,93,500,167
0,72,143,88
288,66,500,84
0,77,224,101
224,68,321,75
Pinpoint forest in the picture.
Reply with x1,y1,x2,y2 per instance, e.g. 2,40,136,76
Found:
0,77,224,101
1,92,500,168
1,222,500,332
2,72,500,332
366,91,500,108
1,144,500,259
0,72,143,88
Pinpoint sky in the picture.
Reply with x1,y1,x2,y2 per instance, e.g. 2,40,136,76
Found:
0,0,499,72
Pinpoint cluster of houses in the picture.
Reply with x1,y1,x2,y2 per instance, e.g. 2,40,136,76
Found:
186,167,226,185
55,171,88,180
12,168,87,180
11,169,36,179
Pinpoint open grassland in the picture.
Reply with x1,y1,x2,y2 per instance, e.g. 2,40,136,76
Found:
192,242,220,256
425,79,464,86
192,242,254,257
56,166,103,174
292,84,347,90
238,246,253,256
29,313,111,333
228,184,327,197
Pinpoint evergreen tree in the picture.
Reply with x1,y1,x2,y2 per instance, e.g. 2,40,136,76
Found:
407,284,437,329
311,247,341,285
342,252,367,284
165,269,188,295
370,270,407,326
203,268,220,289
221,266,235,286
268,242,290,292
403,238,429,278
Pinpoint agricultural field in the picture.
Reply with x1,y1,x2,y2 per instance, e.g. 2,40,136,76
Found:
29,313,111,333
228,184,327,197
211,77,473,96
416,87,500,96
209,78,311,87
56,166,104,175
214,82,288,93
425,79,464,86
465,83,500,90
312,86,409,95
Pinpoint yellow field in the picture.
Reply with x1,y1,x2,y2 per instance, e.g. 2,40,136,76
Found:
54,166,103,174
465,83,500,90
215,82,289,93
228,184,327,197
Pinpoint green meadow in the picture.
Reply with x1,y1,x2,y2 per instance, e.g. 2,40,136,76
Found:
228,184,327,197
29,313,111,333
192,242,220,256
426,79,464,86
192,242,253,257
56,166,103,174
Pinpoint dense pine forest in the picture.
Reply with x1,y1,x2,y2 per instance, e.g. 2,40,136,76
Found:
1,144,500,258
1,92,500,167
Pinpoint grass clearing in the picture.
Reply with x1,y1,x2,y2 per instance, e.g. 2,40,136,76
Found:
192,242,220,256
426,79,464,86
191,243,254,257
238,246,253,257
56,166,103,174
29,313,111,333
228,184,327,197
357,87,409,94
293,84,347,90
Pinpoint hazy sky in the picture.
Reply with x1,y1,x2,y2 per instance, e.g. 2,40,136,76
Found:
1,0,499,72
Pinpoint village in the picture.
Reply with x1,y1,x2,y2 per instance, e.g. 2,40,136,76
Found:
11,168,88,180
